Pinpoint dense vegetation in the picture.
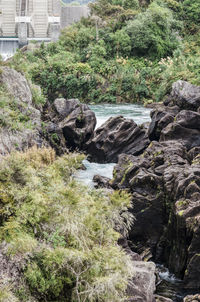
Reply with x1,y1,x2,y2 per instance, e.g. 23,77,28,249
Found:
8,0,200,104
0,147,133,301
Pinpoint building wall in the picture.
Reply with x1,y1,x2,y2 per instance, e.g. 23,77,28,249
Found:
0,0,61,38
0,1,89,39
61,6,90,29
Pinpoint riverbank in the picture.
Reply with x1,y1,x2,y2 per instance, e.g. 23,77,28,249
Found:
0,61,200,301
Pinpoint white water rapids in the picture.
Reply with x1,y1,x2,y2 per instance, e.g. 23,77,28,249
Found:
75,103,151,186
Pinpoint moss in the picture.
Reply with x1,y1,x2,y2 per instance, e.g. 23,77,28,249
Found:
178,210,184,216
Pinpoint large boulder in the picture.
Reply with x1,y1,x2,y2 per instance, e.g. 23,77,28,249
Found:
160,110,200,150
164,80,200,111
0,67,47,155
51,98,96,150
148,105,179,141
127,261,156,302
86,116,150,163
1,67,32,105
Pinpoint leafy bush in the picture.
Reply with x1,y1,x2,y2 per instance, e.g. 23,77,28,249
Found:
125,2,182,58
0,147,134,302
181,0,200,32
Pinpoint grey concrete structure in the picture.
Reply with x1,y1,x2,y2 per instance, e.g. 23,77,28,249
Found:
0,0,61,43
0,0,91,55
61,6,90,29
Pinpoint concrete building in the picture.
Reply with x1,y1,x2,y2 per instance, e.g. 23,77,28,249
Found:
0,0,61,45
61,5,90,29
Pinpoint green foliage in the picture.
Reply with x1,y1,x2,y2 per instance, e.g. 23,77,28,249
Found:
0,147,134,302
0,84,33,131
125,2,181,58
7,0,200,104
181,0,200,32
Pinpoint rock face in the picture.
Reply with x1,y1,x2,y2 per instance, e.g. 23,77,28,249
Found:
148,105,179,141
112,137,200,288
164,80,200,111
0,67,46,155
46,98,96,150
1,67,32,105
127,261,156,302
110,82,200,290
160,110,200,150
86,116,150,163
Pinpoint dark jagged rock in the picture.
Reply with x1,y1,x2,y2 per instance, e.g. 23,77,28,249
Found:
93,174,111,189
148,105,179,141
111,137,200,288
86,116,150,163
44,98,96,151
160,110,200,150
60,103,96,149
164,80,200,111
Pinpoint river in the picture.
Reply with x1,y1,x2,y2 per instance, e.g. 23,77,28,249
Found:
75,103,190,302
75,103,151,186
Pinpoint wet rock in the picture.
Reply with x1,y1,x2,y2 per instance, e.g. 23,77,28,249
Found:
160,110,200,150
118,237,142,261
164,80,200,111
127,261,156,302
86,116,150,163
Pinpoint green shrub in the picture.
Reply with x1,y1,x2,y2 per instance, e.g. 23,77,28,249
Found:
125,2,182,58
0,147,134,302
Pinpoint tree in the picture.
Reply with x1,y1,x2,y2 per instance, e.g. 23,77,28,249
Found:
125,2,182,58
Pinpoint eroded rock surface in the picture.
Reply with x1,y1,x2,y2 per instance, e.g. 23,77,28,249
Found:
164,80,200,111
46,98,96,150
127,261,156,302
86,116,149,163
110,105,200,289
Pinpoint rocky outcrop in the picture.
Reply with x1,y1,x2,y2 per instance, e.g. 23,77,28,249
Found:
0,67,47,155
86,116,150,163
160,110,200,150
45,98,96,150
93,174,111,189
1,67,33,105
164,80,200,111
127,261,156,302
110,104,200,289
148,105,179,141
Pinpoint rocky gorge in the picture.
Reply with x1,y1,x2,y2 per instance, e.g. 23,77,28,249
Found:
0,67,200,302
